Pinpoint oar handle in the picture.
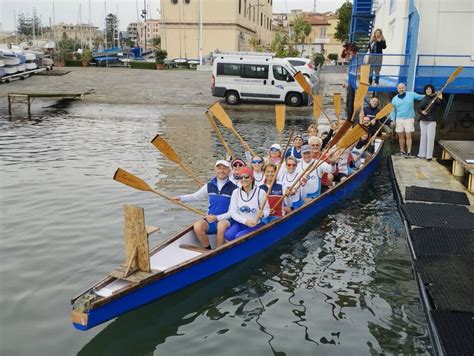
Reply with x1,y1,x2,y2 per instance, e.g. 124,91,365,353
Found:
360,117,390,154
179,163,204,186
151,188,206,216
314,97,333,125
206,111,235,158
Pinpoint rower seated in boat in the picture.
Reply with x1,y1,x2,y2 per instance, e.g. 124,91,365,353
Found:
352,133,374,169
280,156,304,211
229,158,246,186
334,147,353,183
309,136,335,192
298,145,336,202
175,160,237,250
259,163,284,223
266,143,283,165
284,134,304,160
219,167,270,244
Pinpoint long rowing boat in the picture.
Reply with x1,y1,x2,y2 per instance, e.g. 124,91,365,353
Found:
71,139,384,330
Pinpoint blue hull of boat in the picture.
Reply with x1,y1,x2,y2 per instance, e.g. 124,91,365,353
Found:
74,146,383,330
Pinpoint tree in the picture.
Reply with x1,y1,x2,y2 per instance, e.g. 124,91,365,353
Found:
105,13,118,48
328,53,338,61
312,53,325,67
57,32,76,62
270,31,299,58
151,36,161,49
292,15,311,56
16,12,42,39
334,2,352,42
248,37,259,52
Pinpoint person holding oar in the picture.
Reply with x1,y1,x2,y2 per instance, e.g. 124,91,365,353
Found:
298,145,336,201
174,160,238,250
280,156,305,210
259,163,285,223
219,167,270,244
284,134,304,160
417,84,443,162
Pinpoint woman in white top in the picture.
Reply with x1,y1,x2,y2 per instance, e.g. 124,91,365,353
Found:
279,156,304,210
220,167,270,243
249,155,265,184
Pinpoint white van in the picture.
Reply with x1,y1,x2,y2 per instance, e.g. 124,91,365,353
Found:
211,52,315,107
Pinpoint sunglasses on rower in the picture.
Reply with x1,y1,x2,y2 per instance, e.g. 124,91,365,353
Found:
251,159,263,164
240,175,251,180
286,163,297,167
233,163,244,167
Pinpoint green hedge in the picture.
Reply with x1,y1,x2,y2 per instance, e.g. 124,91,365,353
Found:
65,60,83,67
130,61,156,70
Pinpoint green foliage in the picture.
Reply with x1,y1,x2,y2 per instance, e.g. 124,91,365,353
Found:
155,49,168,64
271,32,300,58
74,52,82,60
312,53,325,67
16,12,42,38
57,32,76,62
292,15,311,44
328,53,338,61
152,37,161,48
82,48,93,63
248,37,259,51
105,13,118,48
335,2,352,42
130,61,156,70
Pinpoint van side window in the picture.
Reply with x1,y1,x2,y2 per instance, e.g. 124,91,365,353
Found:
242,64,268,79
273,65,290,81
217,63,241,76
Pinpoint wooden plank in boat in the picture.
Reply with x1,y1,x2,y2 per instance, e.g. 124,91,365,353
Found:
146,225,160,235
124,204,150,272
109,265,160,283
179,244,208,253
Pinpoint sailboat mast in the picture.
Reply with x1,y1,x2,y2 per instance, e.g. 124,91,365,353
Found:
199,0,203,65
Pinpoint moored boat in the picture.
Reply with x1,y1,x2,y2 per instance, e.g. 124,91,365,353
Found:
71,139,384,331
24,52,38,71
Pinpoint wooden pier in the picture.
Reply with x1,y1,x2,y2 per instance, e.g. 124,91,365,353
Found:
7,89,94,118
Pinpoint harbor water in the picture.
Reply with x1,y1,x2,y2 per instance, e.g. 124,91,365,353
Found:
0,102,431,355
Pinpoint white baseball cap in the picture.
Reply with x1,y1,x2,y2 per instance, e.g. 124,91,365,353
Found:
215,159,230,168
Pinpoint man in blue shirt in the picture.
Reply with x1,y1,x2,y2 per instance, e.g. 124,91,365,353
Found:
390,83,424,157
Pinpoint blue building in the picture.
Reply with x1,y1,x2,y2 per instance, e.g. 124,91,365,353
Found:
347,0,474,136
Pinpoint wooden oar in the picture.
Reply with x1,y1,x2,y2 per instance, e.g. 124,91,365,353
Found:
208,102,257,157
113,168,206,216
335,123,369,149
326,119,352,150
275,104,286,146
313,95,322,125
151,134,203,187
375,103,394,121
352,82,369,118
424,66,463,112
205,111,234,159
294,72,333,125
359,64,370,85
333,92,341,125
257,129,295,220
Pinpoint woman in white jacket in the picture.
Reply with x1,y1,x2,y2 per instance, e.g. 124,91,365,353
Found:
219,167,270,244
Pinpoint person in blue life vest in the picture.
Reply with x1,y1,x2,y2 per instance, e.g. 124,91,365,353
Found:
174,160,238,250
390,83,424,158
219,166,270,244
284,134,304,159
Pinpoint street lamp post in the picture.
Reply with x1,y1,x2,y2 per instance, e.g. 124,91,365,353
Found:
141,0,147,51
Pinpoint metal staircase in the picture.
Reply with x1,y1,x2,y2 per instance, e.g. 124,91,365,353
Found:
349,0,376,50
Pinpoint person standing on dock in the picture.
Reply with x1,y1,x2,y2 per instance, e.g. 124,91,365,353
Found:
175,160,238,250
390,83,424,158
417,84,443,161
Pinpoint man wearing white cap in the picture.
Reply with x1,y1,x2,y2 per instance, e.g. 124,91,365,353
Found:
175,160,238,250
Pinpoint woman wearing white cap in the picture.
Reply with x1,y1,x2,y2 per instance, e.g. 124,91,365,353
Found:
280,156,304,210
218,167,270,244
176,160,238,249
265,143,283,165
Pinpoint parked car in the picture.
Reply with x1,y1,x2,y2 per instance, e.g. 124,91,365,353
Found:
211,52,314,107
285,57,317,79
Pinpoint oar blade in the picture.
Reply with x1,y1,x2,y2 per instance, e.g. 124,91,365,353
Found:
353,82,369,114
275,104,286,133
326,119,352,150
336,123,369,149
375,103,394,120
113,168,151,192
294,71,313,96
446,66,463,84
333,92,341,119
151,134,180,164
209,102,233,129
359,64,370,85
313,95,322,124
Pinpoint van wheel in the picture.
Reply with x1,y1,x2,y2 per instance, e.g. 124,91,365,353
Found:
225,91,239,105
286,92,302,107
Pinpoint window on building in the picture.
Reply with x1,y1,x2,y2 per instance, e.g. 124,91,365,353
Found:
273,65,290,81
242,64,268,79
217,63,241,76
239,0,241,14
389,0,396,14
244,0,247,16
253,7,256,22
261,13,263,26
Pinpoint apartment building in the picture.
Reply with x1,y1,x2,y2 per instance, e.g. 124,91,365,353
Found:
137,19,161,48
159,0,273,59
45,22,101,48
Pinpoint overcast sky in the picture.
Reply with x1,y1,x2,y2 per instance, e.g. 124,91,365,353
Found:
1,0,347,32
